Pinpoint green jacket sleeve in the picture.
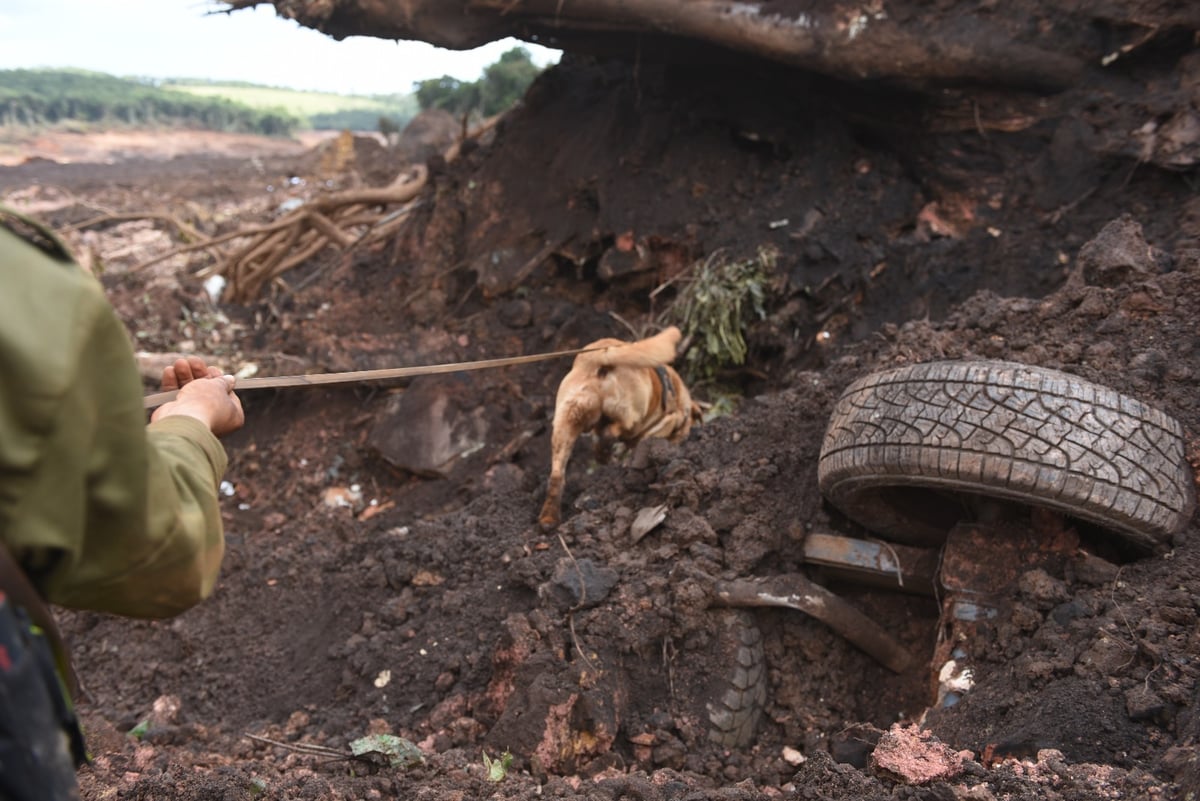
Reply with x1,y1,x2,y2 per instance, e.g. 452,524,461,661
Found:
0,222,228,619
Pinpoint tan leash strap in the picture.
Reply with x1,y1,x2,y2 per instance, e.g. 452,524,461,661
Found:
143,345,597,409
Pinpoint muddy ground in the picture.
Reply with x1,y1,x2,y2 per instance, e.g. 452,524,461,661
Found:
2,54,1200,800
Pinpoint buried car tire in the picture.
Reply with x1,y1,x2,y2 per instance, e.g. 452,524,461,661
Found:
818,360,1196,551
704,610,767,749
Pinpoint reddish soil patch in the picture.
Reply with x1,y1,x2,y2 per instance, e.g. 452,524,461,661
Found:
2,54,1199,800
0,128,336,166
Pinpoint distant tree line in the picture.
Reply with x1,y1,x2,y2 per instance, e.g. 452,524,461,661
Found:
2,49,543,138
0,69,300,136
312,107,411,132
164,79,419,132
413,47,542,117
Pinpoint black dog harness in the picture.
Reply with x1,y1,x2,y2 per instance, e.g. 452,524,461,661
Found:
654,366,675,410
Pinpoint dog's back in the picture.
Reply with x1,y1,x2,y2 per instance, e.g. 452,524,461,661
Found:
539,327,698,529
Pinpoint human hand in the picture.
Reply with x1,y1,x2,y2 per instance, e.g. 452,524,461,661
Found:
152,359,245,437
161,356,220,391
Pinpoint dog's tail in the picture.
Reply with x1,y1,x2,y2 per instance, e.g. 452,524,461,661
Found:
578,326,682,371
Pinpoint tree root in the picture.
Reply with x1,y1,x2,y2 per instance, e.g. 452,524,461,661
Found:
108,112,504,302
126,165,428,302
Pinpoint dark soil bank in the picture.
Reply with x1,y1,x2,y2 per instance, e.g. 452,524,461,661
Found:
2,52,1198,800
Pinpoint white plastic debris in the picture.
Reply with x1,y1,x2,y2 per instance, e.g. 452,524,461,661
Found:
936,659,975,707
630,504,668,542
203,274,226,303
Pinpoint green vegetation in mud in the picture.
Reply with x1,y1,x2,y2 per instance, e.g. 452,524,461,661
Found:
0,69,301,136
669,246,776,383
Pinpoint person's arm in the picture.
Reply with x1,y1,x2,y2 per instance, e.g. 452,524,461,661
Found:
26,282,242,618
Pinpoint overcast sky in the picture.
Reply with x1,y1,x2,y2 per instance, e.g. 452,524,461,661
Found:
0,0,560,96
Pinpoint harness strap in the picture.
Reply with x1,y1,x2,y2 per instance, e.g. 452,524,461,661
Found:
0,545,77,700
654,365,675,411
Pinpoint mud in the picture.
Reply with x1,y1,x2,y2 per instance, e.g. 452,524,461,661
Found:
2,53,1199,800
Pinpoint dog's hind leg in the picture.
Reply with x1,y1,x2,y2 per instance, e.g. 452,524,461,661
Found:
538,402,596,529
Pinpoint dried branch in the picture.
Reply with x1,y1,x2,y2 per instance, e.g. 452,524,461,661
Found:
94,108,508,301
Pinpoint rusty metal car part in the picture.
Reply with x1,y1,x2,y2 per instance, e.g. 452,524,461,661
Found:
818,360,1196,552
713,573,917,674
801,532,938,595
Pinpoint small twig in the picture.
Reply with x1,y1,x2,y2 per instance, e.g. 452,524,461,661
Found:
607,310,642,339
557,532,599,674
1109,566,1142,669
65,211,205,241
567,613,598,675
130,219,289,273
556,533,588,608
444,113,506,163
244,733,349,760
973,100,988,140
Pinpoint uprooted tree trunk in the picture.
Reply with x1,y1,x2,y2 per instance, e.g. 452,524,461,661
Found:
224,1,1200,171
223,0,1197,91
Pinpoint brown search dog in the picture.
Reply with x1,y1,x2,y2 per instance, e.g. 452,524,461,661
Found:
538,326,702,529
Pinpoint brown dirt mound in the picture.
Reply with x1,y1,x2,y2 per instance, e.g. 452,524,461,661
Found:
1,52,1198,801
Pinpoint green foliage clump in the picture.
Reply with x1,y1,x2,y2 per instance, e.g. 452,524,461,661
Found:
414,76,478,117
669,247,776,381
414,47,542,117
483,749,514,781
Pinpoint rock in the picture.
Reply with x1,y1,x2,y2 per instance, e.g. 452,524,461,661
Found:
499,298,534,328
870,724,967,785
1075,215,1161,287
368,374,492,478
1125,685,1168,722
539,558,619,609
1017,568,1071,609
149,695,182,727
597,245,652,281
393,108,459,164
1071,551,1119,586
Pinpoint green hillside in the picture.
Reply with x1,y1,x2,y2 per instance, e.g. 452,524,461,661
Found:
1,52,541,137
163,80,418,130
0,69,300,135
